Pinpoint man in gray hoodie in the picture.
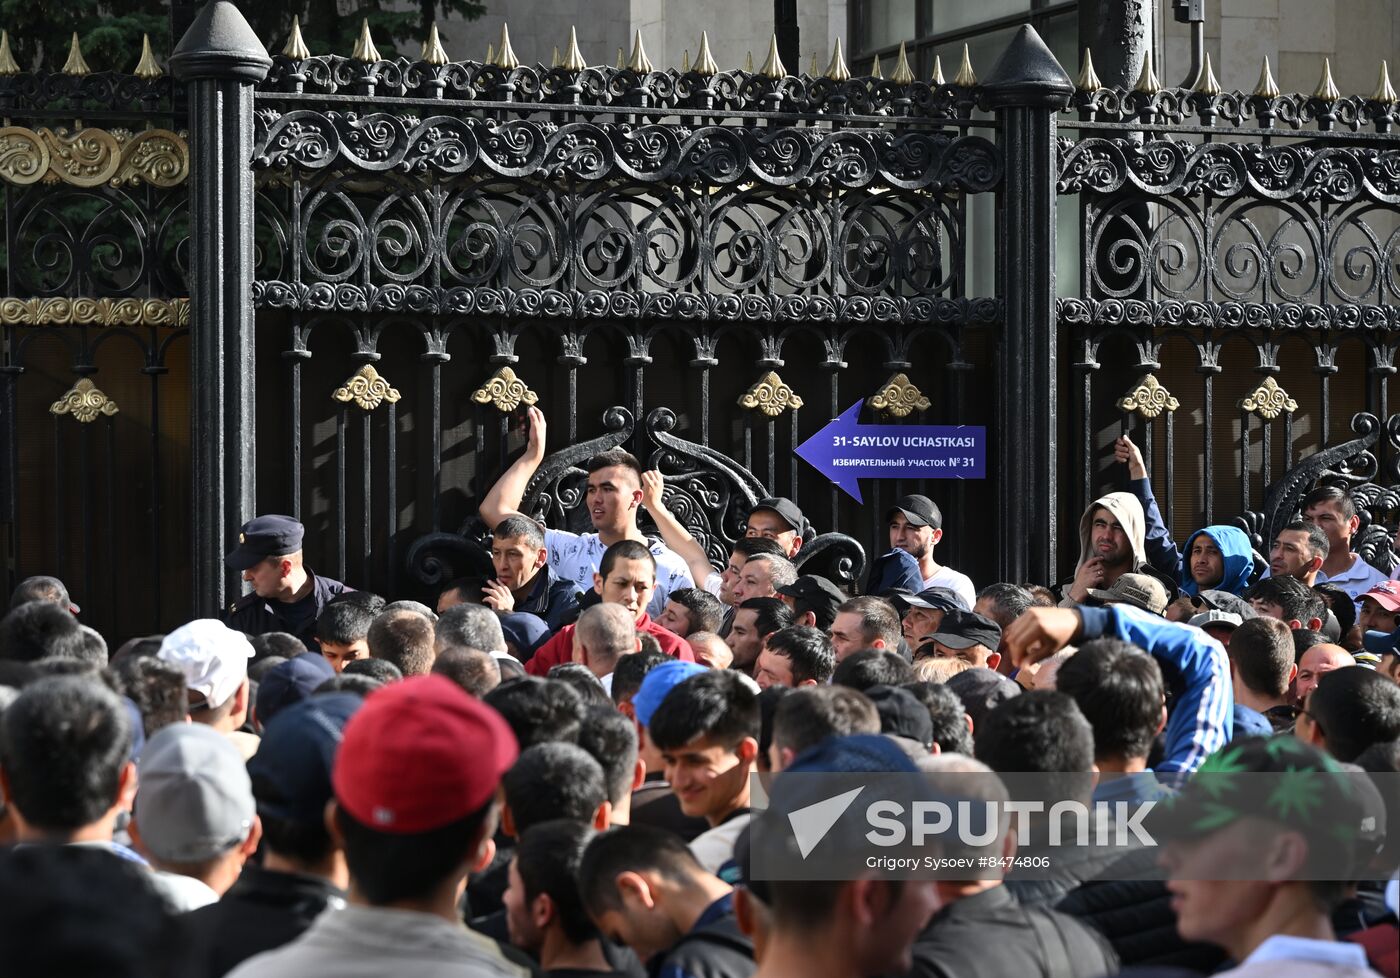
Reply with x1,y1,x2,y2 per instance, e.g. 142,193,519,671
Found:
1060,492,1152,606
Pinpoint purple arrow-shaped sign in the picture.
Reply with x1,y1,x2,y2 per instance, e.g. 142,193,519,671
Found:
794,401,987,503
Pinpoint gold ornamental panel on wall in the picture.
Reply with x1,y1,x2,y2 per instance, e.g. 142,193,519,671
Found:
50,378,119,423
1116,375,1180,420
0,126,189,188
739,370,803,417
472,366,539,413
0,296,189,327
333,365,401,411
868,372,931,418
1239,377,1298,420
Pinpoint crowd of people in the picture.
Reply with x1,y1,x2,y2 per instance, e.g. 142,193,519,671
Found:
0,409,1398,978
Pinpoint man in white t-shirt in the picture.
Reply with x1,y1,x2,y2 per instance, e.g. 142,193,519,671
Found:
480,407,693,619
1302,485,1388,600
887,494,975,608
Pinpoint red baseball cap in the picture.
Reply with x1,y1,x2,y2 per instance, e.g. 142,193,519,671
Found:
332,675,518,834
1363,580,1400,613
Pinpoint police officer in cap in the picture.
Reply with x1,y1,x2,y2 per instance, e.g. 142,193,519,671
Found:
223,515,351,650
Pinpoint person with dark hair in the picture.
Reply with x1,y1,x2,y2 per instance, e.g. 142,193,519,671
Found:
627,660,711,843
658,587,726,638
484,676,584,747
973,583,1033,629
328,591,386,615
648,671,760,873
225,676,522,978
1055,638,1171,804
249,631,307,664
1242,575,1328,631
832,648,915,691
368,608,436,677
1270,520,1331,586
729,596,794,676
774,575,845,632
223,515,352,650
886,494,976,605
313,673,384,698
830,596,901,663
577,706,644,825
730,553,798,606
432,647,501,697
481,407,692,619
548,664,613,709
1228,617,1301,733
314,601,374,673
890,587,968,649
901,682,974,756
381,599,439,622
436,603,507,656
185,694,358,976
974,689,1096,781
8,574,79,614
504,820,610,976
768,685,880,771
342,655,402,683
1303,484,1389,600
437,577,486,612
578,825,753,978
573,604,640,686
1295,644,1356,707
742,497,808,559
0,599,86,662
527,540,694,677
1356,580,1400,641
486,514,580,630
611,650,671,714
1298,666,1400,762
1293,628,1328,662
109,654,188,738
0,845,195,978
754,626,834,690
502,743,611,838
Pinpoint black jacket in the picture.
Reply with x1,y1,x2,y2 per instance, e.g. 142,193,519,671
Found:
517,565,582,632
182,865,345,977
224,570,351,650
904,884,1117,978
651,895,754,978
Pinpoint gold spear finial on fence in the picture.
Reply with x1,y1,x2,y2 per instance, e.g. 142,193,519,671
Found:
1133,50,1160,94
134,34,162,78
1076,48,1102,91
1375,60,1398,103
0,30,19,75
694,31,718,75
1190,51,1221,95
824,37,850,81
627,29,652,72
681,49,689,71
283,16,310,58
809,51,817,75
870,53,882,78
1312,56,1340,101
63,32,91,75
758,32,785,78
421,23,449,65
1253,56,1279,98
953,43,976,86
494,23,520,68
561,26,587,70
931,53,945,85
744,49,754,72
351,20,380,62
890,40,914,84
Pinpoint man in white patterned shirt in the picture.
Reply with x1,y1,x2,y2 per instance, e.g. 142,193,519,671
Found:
480,407,692,619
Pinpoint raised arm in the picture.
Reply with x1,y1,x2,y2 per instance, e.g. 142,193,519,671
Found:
1115,435,1183,580
479,406,548,529
640,470,718,586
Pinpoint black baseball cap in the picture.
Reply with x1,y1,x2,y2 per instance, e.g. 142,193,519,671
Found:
225,515,306,570
776,576,845,619
925,611,1002,651
886,494,942,529
945,667,1021,730
890,587,969,614
1192,589,1258,620
750,497,805,534
247,692,362,822
864,684,934,749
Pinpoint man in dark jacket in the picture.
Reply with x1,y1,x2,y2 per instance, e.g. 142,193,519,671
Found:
486,515,581,631
224,515,352,650
183,694,358,976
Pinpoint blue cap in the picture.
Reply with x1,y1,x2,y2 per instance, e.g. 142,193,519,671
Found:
499,612,551,660
225,514,306,570
782,733,919,774
247,692,361,822
633,660,708,727
865,548,924,597
1362,627,1400,656
255,653,335,729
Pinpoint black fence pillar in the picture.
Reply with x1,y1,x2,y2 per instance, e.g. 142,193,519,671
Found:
984,27,1073,586
1078,0,1153,88
171,2,271,617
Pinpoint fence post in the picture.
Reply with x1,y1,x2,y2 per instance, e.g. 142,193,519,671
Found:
983,27,1073,587
171,2,271,617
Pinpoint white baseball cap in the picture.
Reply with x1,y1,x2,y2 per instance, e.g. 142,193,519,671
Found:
157,619,254,709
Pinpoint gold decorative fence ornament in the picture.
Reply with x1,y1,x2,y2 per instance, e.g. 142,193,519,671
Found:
868,373,930,418
0,126,189,188
0,297,189,327
739,370,803,416
1117,375,1180,419
1240,377,1298,420
50,378,118,422
333,365,401,411
472,366,538,413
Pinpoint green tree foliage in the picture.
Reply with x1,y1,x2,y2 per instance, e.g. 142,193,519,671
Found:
0,0,487,72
